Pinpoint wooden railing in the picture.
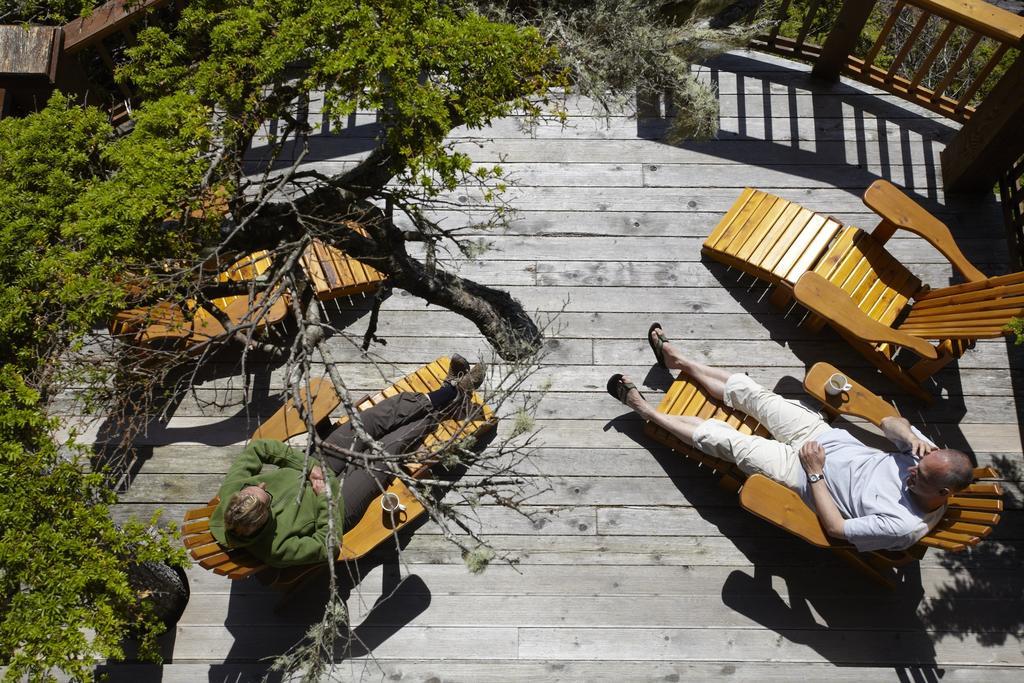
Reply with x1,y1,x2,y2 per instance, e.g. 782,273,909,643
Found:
753,0,1024,193
1000,156,1024,270
0,0,174,123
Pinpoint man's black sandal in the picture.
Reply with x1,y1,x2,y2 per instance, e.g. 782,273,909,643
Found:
607,373,644,405
647,322,670,368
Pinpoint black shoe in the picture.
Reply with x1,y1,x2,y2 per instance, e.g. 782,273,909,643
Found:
445,354,471,383
456,362,486,393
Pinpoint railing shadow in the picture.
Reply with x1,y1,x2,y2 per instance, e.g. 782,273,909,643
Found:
640,51,1005,264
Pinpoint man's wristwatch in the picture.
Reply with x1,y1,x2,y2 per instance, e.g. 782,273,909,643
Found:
807,472,825,484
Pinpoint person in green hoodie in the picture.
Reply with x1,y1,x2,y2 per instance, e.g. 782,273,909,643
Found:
209,356,486,567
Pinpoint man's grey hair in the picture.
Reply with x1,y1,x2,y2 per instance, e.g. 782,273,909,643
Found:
930,449,974,492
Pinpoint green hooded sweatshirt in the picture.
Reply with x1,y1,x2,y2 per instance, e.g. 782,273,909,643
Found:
209,439,342,567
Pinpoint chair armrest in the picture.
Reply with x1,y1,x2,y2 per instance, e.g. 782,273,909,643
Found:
862,180,985,282
739,474,850,548
337,477,426,562
803,362,900,427
252,377,341,441
794,272,939,360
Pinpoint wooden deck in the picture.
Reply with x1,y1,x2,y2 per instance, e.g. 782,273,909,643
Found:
99,51,1024,680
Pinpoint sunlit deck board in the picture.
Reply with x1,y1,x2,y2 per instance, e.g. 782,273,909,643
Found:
98,50,1024,679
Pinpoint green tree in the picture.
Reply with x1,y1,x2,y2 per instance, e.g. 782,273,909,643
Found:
0,93,203,682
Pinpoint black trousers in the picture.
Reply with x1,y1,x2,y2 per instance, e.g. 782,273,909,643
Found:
322,392,442,531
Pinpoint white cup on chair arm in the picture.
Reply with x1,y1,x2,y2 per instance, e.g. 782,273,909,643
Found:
381,492,406,513
825,373,853,396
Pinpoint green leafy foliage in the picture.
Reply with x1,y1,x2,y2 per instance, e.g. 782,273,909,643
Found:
120,0,561,193
0,92,210,680
1005,317,1024,345
0,0,99,24
0,367,186,682
0,92,215,374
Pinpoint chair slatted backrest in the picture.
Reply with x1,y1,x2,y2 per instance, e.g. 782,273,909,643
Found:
898,271,1024,339
300,225,387,301
181,357,496,580
181,497,269,580
702,188,844,288
810,226,923,329
919,466,1004,551
643,370,772,493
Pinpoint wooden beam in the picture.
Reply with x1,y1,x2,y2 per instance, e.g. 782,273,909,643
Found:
62,0,170,55
941,55,1024,193
812,0,877,81
0,26,61,79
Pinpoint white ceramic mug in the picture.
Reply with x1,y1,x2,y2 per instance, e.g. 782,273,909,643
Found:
381,492,407,513
825,372,853,396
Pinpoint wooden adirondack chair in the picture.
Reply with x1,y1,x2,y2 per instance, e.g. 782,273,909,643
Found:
110,250,289,350
181,358,496,587
702,180,1023,401
299,222,387,301
643,361,1003,588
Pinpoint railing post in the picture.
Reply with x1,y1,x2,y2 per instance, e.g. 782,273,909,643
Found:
941,55,1024,193
812,0,878,81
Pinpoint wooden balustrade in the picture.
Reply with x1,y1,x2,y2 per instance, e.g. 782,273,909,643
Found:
754,0,1024,194
1000,156,1024,270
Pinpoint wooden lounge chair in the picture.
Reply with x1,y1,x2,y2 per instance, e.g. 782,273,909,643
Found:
181,358,496,586
299,223,387,301
643,361,1003,588
109,250,289,350
703,180,1024,401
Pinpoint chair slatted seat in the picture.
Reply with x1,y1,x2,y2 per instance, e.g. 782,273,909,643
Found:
644,361,1002,587
703,188,845,288
110,251,289,350
181,357,496,586
704,180,1021,401
643,371,772,493
299,224,387,301
810,226,922,330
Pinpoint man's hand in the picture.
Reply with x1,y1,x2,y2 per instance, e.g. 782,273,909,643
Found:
798,440,847,539
906,435,936,459
880,416,935,458
308,464,326,496
798,441,826,475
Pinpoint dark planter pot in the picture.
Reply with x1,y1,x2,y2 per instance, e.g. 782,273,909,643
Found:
126,561,190,632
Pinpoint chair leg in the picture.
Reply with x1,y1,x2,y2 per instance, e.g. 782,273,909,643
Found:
769,286,793,310
844,336,934,403
908,339,960,383
803,313,827,332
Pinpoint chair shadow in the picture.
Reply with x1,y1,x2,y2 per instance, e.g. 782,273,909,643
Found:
245,115,383,172
917,455,1024,650
194,552,432,682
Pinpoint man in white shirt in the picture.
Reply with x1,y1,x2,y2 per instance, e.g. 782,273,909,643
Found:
608,325,974,552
